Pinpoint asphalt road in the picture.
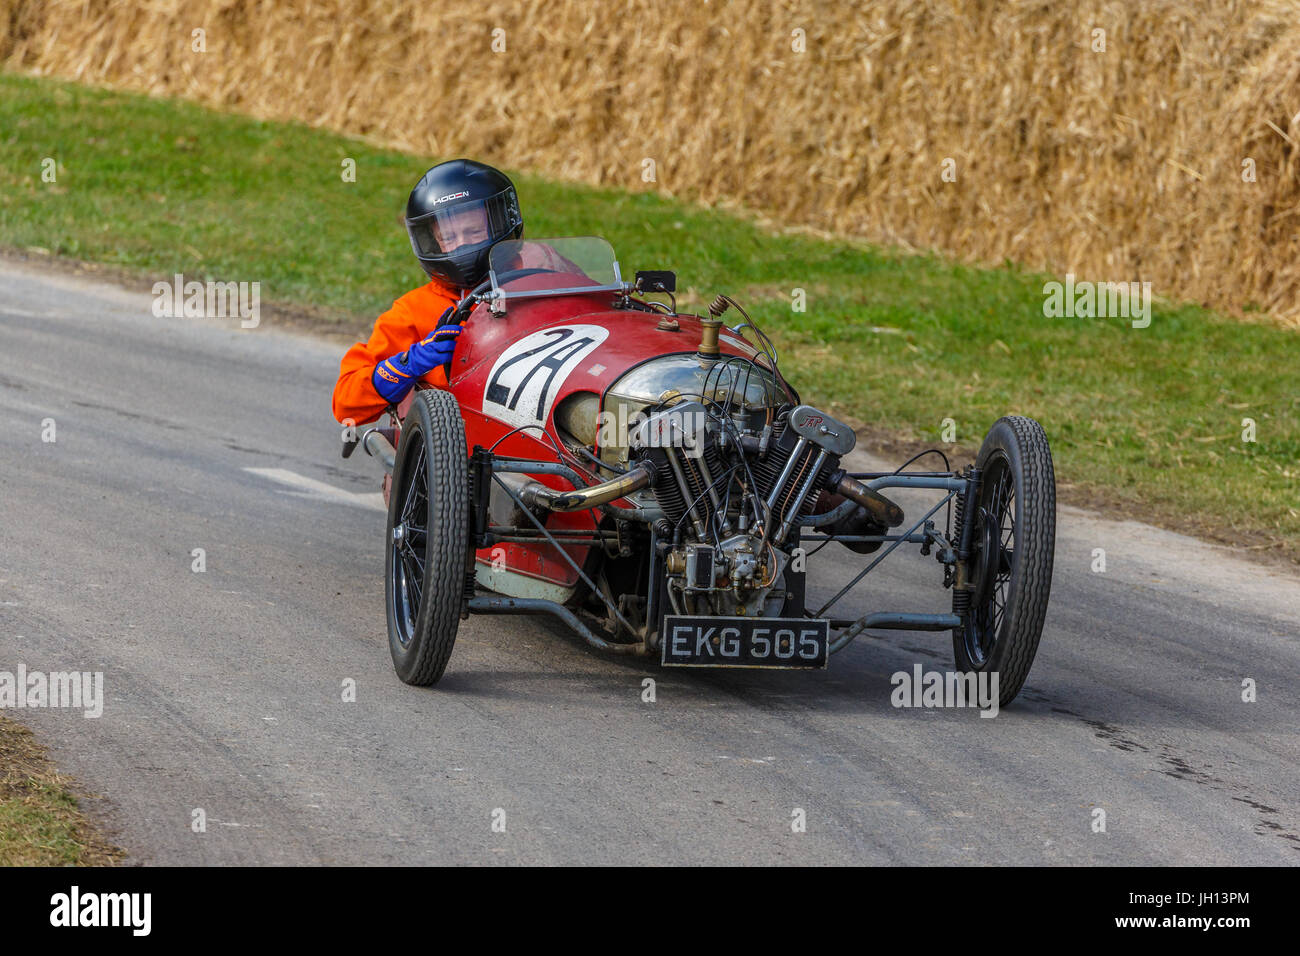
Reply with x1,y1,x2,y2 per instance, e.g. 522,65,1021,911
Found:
2,260,1297,865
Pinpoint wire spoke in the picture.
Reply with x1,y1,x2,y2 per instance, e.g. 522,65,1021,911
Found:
407,561,423,607
400,440,427,522
963,452,1019,666
402,550,423,605
390,428,431,646
401,536,425,574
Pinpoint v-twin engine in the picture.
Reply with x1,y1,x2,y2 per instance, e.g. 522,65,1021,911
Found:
631,402,856,617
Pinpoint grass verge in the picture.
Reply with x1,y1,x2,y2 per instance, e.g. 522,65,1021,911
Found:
1,72,1296,564
0,714,123,865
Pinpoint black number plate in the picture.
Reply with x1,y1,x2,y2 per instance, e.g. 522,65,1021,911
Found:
660,616,830,669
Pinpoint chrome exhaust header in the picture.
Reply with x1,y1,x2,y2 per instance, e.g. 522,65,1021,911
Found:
361,427,397,473
832,472,905,527
519,461,655,513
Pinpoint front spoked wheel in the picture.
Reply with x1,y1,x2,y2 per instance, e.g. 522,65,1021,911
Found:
953,416,1056,705
385,389,468,686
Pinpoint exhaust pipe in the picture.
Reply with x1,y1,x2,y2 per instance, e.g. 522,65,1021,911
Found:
361,427,397,473
519,461,654,512
831,471,905,527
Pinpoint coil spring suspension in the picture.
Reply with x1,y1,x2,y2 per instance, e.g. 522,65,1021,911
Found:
463,464,481,619
951,475,971,616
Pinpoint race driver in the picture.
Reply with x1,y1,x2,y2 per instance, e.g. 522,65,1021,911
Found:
331,158,524,425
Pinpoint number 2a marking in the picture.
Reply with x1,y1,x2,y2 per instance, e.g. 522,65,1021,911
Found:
483,326,605,426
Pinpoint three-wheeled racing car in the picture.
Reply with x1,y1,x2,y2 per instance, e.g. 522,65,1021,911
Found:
344,237,1056,705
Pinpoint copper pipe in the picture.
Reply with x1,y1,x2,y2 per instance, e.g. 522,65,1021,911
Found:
833,474,905,527
519,461,654,512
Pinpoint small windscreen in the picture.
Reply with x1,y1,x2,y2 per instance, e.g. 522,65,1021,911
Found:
488,237,621,287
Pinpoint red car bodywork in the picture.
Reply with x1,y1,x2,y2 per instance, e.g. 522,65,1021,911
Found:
392,272,771,590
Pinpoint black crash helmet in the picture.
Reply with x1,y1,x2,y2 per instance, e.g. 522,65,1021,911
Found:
403,158,524,289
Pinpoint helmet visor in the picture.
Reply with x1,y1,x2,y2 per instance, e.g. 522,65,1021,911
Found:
407,188,521,258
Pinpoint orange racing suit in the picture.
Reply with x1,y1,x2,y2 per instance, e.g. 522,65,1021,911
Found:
331,278,462,425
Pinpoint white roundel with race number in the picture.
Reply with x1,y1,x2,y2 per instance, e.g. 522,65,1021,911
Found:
482,324,610,431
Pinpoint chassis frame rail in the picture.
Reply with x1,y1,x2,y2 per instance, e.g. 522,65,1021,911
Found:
465,447,981,662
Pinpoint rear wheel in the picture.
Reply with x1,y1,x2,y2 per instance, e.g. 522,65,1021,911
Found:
953,416,1055,705
385,389,468,685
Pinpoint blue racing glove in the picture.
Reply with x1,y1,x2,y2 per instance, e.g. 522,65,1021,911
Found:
372,324,462,404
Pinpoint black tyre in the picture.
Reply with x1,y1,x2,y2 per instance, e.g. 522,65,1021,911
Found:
385,389,469,685
952,415,1055,705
